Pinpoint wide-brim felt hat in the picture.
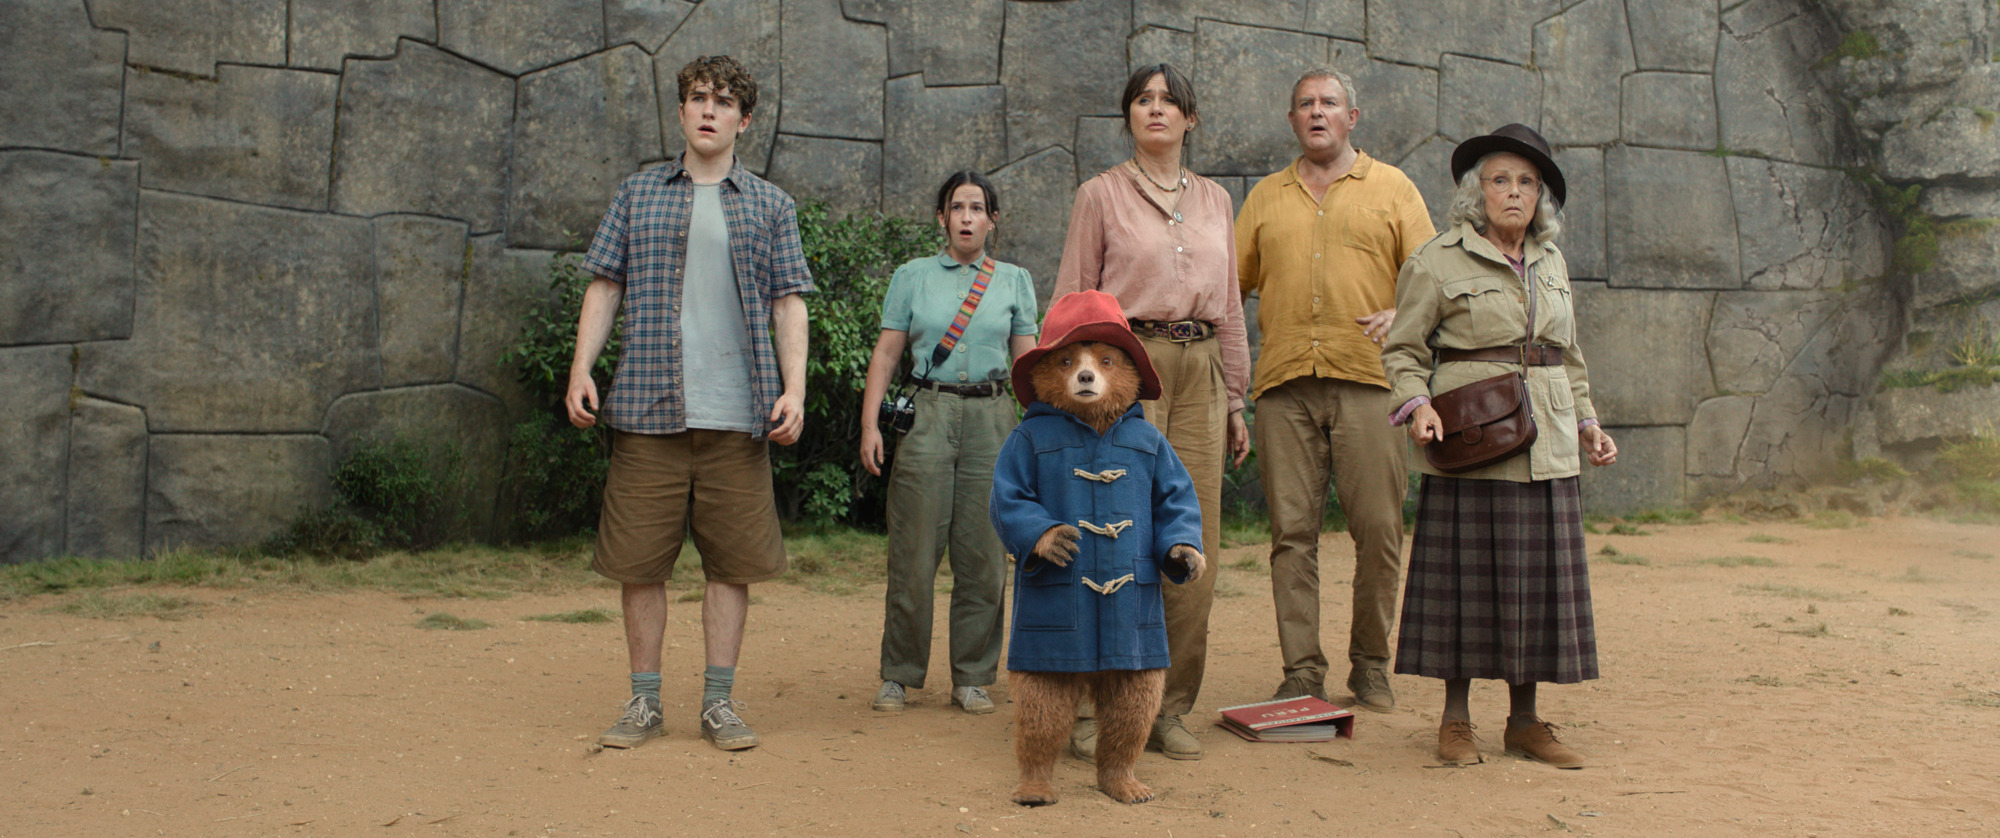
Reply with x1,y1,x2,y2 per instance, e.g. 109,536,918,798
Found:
1011,290,1162,407
1449,123,1566,208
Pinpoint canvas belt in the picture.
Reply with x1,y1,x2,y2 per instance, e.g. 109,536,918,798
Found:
1130,318,1216,343
1438,345,1563,366
914,379,1004,397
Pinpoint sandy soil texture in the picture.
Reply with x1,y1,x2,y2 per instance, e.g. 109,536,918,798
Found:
5,516,1998,837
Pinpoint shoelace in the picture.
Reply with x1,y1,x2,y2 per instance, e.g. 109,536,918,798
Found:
1443,721,1481,744
619,695,659,725
957,686,989,703
703,699,748,728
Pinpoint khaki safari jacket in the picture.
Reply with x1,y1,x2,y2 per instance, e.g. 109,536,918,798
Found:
1380,222,1598,483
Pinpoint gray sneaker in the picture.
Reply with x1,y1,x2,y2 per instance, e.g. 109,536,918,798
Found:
1348,667,1396,713
873,680,907,712
951,685,996,715
700,698,759,751
599,695,663,748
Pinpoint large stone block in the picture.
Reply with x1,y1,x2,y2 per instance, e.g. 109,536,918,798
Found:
1716,0,1846,166
1075,117,1132,185
1136,0,1306,31
1627,0,1718,72
882,76,1007,220
510,47,663,250
1127,25,1192,75
322,385,510,540
1002,0,1129,162
606,0,696,51
1534,0,1633,147
1880,106,2000,182
0,152,139,346
1915,221,2000,309
1553,147,1606,279
1395,136,1455,233
289,0,435,71
438,0,604,76
376,215,470,387
1304,0,1365,39
146,435,332,553
887,0,1002,85
0,346,71,563
330,43,514,232
65,398,147,559
766,135,882,211
842,0,889,23
1621,72,1717,151
1728,157,1891,291
1922,185,2000,220
1572,282,1714,425
123,65,340,211
1341,49,1438,167
1368,0,1554,67
1605,146,1741,289
1737,374,1855,484
1871,384,2000,448
77,193,378,432
456,236,558,415
94,0,285,76
1192,21,1328,175
656,0,781,174
1579,425,1686,514
1686,394,1754,488
0,0,124,154
1706,290,1843,396
990,147,1078,305
778,0,885,140
1780,281,1898,399
1437,54,1540,143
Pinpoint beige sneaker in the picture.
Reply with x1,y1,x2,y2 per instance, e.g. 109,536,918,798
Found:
951,685,996,715
1271,673,1327,702
1068,717,1097,760
872,681,906,712
598,695,663,748
1347,667,1396,712
1147,714,1202,760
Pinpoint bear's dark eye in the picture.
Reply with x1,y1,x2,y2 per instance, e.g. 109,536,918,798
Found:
1060,357,1072,367
1101,355,1116,367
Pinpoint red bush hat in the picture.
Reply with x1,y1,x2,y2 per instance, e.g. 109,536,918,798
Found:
1010,290,1162,407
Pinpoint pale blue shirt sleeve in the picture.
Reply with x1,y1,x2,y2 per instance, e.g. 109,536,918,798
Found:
879,262,917,332
1011,265,1040,336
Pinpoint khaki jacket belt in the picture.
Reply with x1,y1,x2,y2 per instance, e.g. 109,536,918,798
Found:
1437,345,1563,366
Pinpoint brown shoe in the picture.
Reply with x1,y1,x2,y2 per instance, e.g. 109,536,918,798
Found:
1271,673,1326,702
1504,718,1585,768
1437,719,1482,765
1347,667,1395,712
1147,714,1202,760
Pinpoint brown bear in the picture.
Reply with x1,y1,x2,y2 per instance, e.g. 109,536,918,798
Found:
990,290,1206,805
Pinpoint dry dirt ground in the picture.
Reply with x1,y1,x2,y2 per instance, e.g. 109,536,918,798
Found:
6,515,1999,837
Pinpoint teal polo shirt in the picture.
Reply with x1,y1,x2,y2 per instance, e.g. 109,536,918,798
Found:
880,251,1039,383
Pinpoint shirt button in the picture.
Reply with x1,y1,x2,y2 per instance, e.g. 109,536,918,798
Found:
1313,253,1321,259
1312,340,1321,347
958,372,968,381
1175,246,1183,253
1312,296,1320,303
1317,210,1324,216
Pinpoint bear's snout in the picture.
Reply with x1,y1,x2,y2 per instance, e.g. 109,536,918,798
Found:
1076,368,1096,386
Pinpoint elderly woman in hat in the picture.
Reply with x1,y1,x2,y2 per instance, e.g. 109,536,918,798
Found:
1379,124,1618,769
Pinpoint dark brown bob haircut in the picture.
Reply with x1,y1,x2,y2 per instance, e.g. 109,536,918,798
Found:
934,170,1000,220
676,55,759,117
1119,62,1198,137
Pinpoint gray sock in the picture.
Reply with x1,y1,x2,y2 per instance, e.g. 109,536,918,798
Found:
631,671,661,704
703,665,734,704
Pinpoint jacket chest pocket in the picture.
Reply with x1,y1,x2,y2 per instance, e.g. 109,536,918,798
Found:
1439,274,1522,347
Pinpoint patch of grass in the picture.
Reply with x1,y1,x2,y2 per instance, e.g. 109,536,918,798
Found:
416,612,488,631
1698,555,1777,568
1952,549,1993,559
524,608,616,624
1229,557,1262,571
52,592,202,621
1625,508,1701,525
1895,566,1937,583
1595,545,1649,566
2,543,599,603
1804,510,1860,530
779,525,888,595
1888,606,1913,616
1955,688,2000,708
676,589,706,603
1879,366,2000,393
1221,513,1271,549
1743,534,1793,544
1607,522,1648,536
1838,458,1909,482
1738,582,1854,601
1738,674,1790,687
1937,437,2000,481
1779,621,1832,637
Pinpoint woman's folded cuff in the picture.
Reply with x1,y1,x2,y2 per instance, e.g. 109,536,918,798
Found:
1389,395,1430,427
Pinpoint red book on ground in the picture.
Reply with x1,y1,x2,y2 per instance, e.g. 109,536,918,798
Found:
1216,696,1356,742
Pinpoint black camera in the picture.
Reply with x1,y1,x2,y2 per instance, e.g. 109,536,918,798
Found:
879,391,915,434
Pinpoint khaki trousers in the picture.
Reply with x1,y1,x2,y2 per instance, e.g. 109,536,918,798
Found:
1137,334,1226,716
1254,376,1407,681
879,388,1016,689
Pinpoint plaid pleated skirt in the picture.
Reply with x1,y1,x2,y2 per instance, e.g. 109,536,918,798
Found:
1393,474,1599,684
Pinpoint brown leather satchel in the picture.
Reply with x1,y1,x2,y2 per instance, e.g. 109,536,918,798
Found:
1422,266,1541,474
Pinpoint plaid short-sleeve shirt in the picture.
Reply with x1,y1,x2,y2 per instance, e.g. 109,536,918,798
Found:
584,155,816,439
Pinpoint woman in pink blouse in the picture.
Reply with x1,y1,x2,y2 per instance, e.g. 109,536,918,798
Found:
1051,62,1251,763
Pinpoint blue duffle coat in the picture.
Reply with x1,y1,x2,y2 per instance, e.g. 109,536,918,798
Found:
990,402,1204,672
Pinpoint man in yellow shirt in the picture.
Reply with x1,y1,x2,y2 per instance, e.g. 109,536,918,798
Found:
1236,67,1434,712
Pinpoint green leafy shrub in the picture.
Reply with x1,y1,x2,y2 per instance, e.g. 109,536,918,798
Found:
265,436,465,559
497,245,617,541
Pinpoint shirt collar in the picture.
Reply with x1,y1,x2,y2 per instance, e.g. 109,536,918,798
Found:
1453,220,1549,268
666,152,747,189
935,250,987,269
1282,148,1374,186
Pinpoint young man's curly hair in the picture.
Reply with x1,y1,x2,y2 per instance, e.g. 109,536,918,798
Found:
676,55,759,117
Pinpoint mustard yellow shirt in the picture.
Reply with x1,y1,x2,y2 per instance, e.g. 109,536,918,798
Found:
1235,152,1434,397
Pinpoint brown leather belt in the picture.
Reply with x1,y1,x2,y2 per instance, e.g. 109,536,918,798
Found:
1130,319,1216,342
1438,345,1564,366
915,378,1004,397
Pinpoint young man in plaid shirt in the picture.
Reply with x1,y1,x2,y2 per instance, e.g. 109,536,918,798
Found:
566,55,814,752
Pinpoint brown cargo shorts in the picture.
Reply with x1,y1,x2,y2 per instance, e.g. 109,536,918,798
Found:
591,429,788,585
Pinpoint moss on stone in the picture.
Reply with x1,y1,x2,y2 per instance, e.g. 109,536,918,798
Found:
1816,30,1882,67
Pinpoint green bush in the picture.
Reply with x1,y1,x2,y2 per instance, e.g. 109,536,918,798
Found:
266,436,465,558
497,244,617,541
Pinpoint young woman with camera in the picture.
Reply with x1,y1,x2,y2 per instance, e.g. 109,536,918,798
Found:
858,171,1040,715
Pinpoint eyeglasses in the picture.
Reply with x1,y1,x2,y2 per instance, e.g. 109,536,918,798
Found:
1483,175,1540,194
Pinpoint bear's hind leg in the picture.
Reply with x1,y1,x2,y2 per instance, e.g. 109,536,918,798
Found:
1092,668,1167,803
1010,672,1086,806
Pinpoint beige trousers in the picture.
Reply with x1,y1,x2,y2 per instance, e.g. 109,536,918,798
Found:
1137,334,1226,717
1254,376,1407,681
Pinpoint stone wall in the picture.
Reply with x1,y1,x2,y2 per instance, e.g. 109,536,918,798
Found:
2,0,1993,561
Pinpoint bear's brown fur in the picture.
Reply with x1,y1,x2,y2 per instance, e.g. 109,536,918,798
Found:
1009,341,1203,806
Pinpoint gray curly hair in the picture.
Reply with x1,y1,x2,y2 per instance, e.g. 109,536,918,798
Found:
1444,152,1563,246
